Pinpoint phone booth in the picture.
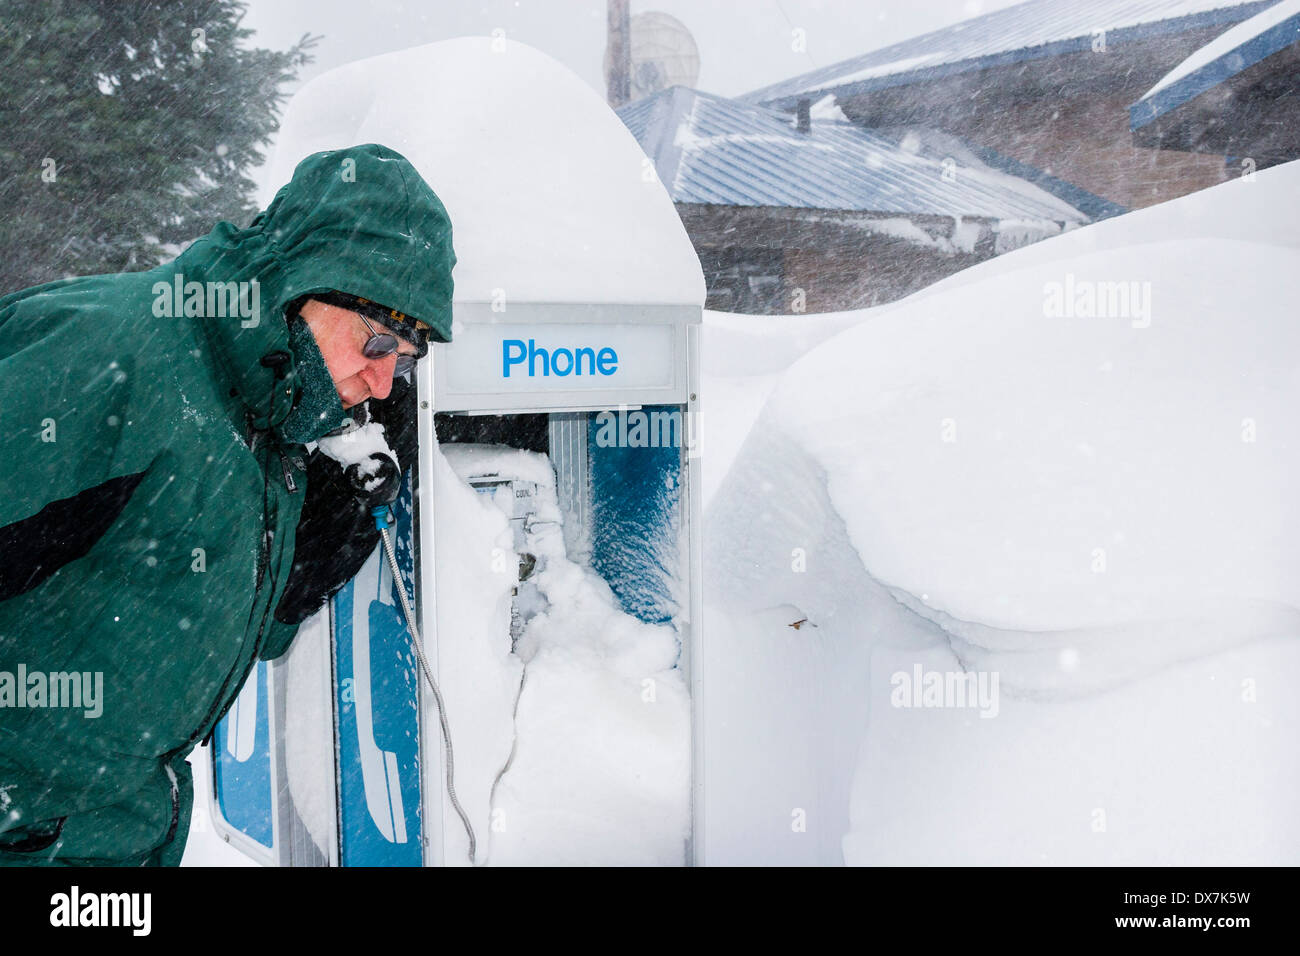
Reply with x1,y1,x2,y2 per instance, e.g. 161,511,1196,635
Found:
209,37,706,866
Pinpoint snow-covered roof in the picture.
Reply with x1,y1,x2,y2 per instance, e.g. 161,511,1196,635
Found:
1131,0,1300,128
618,86,1088,222
261,38,705,308
744,0,1277,109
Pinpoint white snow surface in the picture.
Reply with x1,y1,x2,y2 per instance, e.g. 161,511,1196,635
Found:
426,439,689,866
768,252,1299,634
994,217,1064,254
440,443,566,510
1145,0,1300,97
261,37,705,308
421,440,523,866
824,213,1002,256
746,158,1300,647
701,160,1300,865
314,419,396,483
807,94,849,122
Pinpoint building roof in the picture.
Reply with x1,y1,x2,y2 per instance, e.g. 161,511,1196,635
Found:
743,0,1278,110
1131,0,1300,129
618,86,1088,222
964,144,1129,220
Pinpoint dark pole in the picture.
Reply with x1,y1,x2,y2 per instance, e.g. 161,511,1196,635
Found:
796,97,812,134
606,0,631,107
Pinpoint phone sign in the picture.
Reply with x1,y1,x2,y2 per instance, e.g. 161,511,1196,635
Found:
442,323,675,393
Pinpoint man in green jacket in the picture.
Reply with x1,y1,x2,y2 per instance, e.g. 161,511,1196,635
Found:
0,143,455,865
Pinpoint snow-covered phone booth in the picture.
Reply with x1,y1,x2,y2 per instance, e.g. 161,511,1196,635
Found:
207,38,705,866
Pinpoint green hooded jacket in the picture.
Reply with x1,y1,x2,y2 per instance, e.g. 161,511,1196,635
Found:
0,143,454,865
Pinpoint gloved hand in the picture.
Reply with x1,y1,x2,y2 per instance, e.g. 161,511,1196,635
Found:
274,377,418,625
343,452,402,507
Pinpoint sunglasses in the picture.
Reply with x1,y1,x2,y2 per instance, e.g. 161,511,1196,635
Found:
357,312,419,377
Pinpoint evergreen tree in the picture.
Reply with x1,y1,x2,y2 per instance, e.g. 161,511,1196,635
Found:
0,0,316,291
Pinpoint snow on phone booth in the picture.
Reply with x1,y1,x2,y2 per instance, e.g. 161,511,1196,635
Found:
207,37,705,866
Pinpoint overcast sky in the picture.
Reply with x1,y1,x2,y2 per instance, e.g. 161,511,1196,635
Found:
242,0,1028,100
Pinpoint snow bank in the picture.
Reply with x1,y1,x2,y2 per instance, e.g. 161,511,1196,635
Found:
700,309,871,506
915,156,1300,301
702,417,933,864
701,160,1300,864
765,161,1300,640
844,634,1300,865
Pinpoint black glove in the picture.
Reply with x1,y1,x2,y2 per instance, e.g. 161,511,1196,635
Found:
273,377,418,625
343,453,402,507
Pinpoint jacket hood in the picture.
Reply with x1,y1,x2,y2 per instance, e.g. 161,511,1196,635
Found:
169,143,456,442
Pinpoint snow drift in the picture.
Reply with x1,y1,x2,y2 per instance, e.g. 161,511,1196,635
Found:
730,160,1300,685
703,160,1300,865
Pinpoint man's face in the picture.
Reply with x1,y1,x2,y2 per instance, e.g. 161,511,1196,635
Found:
298,298,420,409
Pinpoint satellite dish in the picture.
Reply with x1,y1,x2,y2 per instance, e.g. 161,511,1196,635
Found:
628,11,700,99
